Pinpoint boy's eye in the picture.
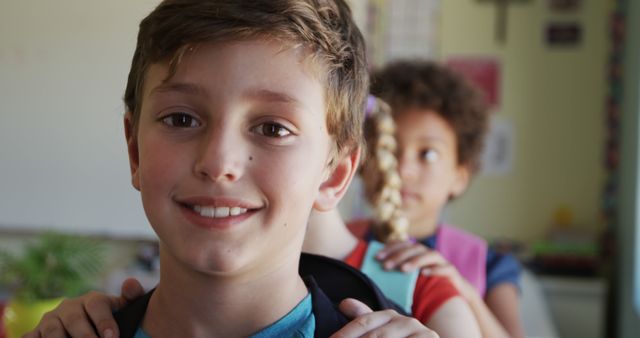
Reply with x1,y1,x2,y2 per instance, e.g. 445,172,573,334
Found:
420,149,439,163
254,122,292,138
162,113,200,128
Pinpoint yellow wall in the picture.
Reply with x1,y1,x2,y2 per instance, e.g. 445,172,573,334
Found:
440,1,609,242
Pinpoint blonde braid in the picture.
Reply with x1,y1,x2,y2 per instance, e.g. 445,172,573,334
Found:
361,96,409,242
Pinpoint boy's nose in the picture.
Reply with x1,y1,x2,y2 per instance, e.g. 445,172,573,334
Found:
194,130,244,182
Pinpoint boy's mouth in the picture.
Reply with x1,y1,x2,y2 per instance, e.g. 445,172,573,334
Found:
178,200,261,230
176,196,263,228
191,205,249,218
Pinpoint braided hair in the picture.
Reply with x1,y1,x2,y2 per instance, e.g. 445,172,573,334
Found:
360,96,409,242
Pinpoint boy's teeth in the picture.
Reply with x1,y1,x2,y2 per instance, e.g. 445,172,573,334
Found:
230,207,243,216
216,207,229,218
193,205,248,218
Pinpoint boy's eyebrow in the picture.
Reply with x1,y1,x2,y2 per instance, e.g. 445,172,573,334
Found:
244,89,301,106
151,82,208,97
150,85,302,107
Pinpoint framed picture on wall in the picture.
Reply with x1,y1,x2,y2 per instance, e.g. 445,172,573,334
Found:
349,0,442,67
545,22,582,47
548,0,582,12
445,56,501,110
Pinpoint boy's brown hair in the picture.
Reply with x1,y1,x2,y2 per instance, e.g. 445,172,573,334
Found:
124,0,368,153
370,60,489,173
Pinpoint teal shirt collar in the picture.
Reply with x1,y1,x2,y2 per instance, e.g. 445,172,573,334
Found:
134,293,315,338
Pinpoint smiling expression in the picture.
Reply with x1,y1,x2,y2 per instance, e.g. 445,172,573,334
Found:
126,40,338,277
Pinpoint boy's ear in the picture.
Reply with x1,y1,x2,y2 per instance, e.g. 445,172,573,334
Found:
124,112,141,191
313,147,361,212
450,164,471,198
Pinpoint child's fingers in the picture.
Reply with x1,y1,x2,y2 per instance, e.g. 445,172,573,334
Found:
121,277,145,301
331,309,439,338
375,240,414,260
48,297,100,338
329,309,396,338
400,250,450,272
356,315,439,338
26,298,81,338
36,314,73,338
84,291,123,338
29,277,143,338
381,244,431,270
337,298,373,318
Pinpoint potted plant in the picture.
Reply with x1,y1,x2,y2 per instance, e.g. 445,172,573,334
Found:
0,232,105,338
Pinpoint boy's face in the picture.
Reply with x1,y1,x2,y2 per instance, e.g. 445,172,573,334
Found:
125,40,355,277
394,109,470,236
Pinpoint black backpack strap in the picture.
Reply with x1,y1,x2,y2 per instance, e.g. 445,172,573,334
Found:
299,253,406,314
303,276,349,338
113,289,154,338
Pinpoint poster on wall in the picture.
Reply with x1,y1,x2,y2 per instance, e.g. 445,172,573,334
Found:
480,116,515,176
349,0,441,67
445,56,501,109
385,0,441,63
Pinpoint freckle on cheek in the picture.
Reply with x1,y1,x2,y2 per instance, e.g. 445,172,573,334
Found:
249,156,253,161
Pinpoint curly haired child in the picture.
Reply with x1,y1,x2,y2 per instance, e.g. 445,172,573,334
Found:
350,60,524,338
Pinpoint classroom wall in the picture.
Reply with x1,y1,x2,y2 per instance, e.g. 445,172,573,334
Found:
440,0,608,243
0,0,159,238
0,0,608,245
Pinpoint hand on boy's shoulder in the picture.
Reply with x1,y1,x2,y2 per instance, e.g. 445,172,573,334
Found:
374,240,477,299
375,240,444,273
23,278,146,338
331,298,439,338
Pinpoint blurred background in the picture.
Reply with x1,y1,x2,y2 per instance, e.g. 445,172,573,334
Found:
1,0,639,337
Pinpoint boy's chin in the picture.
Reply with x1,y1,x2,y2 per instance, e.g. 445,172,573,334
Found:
188,258,253,278
161,243,242,276
183,249,280,278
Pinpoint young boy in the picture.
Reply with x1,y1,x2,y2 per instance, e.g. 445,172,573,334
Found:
25,90,474,337
351,60,524,338
24,1,436,337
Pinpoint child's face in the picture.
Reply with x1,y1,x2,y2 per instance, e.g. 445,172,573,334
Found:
395,109,470,235
125,40,351,276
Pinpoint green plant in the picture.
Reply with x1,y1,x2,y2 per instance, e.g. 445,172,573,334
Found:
0,232,105,302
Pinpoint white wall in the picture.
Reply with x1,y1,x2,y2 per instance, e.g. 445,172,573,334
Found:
0,0,160,238
440,0,608,243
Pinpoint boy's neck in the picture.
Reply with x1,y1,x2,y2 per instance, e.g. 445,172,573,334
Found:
302,209,360,260
143,248,308,338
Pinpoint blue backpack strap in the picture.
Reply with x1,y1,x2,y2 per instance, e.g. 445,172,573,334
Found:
360,241,419,314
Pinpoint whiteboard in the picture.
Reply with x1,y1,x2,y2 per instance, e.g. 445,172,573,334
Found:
0,0,160,239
